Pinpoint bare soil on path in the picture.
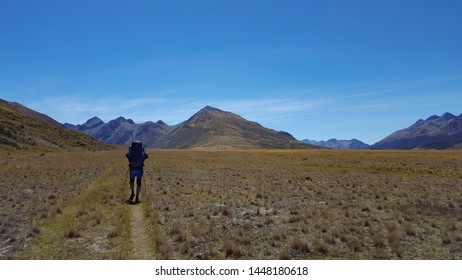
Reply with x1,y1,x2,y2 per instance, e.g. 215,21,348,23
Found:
130,203,155,259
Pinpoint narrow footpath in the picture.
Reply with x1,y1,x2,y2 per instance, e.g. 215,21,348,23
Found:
130,203,155,259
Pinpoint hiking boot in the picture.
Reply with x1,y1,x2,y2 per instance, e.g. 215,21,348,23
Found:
129,194,135,202
135,197,141,204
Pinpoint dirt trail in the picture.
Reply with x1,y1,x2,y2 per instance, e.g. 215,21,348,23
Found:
130,203,155,259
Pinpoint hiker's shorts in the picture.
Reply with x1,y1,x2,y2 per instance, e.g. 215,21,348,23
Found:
130,170,144,179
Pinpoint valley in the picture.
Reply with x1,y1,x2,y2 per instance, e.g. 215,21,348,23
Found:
2,148,461,259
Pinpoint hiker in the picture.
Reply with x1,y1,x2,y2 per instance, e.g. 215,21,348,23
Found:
126,141,149,204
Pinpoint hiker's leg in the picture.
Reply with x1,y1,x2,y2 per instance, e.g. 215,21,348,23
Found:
129,177,135,201
135,177,142,202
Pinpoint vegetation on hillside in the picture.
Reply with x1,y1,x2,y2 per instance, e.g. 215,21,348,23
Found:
0,100,110,151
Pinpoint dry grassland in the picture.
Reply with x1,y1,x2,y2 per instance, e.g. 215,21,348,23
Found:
0,149,128,259
144,149,462,260
1,148,461,260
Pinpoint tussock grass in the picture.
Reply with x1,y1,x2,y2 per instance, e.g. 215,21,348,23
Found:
0,149,118,259
2,148,461,260
15,154,133,259
143,149,462,259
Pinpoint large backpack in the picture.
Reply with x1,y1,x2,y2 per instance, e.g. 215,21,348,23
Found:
127,141,145,169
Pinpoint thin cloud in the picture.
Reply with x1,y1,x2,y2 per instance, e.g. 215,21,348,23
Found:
28,94,324,126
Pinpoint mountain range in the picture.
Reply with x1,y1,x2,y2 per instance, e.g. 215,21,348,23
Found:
302,138,370,150
371,112,462,149
65,106,314,149
2,98,461,150
64,117,170,147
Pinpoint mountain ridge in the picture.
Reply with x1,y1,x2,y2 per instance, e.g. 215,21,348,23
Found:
5,98,460,150
372,112,462,149
302,138,370,150
0,99,110,151
67,106,315,149
65,116,171,147
1,99,63,128
155,106,311,149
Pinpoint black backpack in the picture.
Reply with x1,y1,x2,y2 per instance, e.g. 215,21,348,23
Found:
127,141,145,169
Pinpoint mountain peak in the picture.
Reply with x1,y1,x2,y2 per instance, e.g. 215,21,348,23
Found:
200,105,225,113
425,115,439,122
156,106,311,149
114,116,127,123
73,116,105,131
187,106,231,123
441,112,456,120
86,116,104,124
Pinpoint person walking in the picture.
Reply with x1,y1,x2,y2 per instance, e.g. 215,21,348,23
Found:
126,141,149,204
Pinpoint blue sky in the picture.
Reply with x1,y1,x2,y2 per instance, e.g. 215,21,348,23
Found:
1,0,461,144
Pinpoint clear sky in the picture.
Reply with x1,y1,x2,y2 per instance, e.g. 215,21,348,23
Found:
1,0,461,144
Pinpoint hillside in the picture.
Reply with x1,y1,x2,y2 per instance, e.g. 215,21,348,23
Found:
372,112,462,149
153,106,313,149
0,99,110,151
0,99,63,128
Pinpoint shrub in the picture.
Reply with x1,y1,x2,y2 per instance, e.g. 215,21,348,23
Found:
66,229,81,239
222,237,245,258
107,225,122,239
388,230,401,255
373,232,387,248
313,240,329,255
403,223,416,236
290,238,311,253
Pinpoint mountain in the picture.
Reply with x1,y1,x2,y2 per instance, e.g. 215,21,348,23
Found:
156,106,312,149
1,99,63,128
371,112,462,149
0,99,110,151
64,116,105,133
302,138,370,150
65,117,171,147
68,106,315,149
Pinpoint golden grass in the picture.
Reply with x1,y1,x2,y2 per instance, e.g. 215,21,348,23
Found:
0,148,148,259
2,148,461,260
16,161,133,259
143,149,462,259
0,149,118,259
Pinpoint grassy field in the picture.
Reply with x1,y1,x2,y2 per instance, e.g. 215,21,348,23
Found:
1,148,461,259
0,149,132,259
